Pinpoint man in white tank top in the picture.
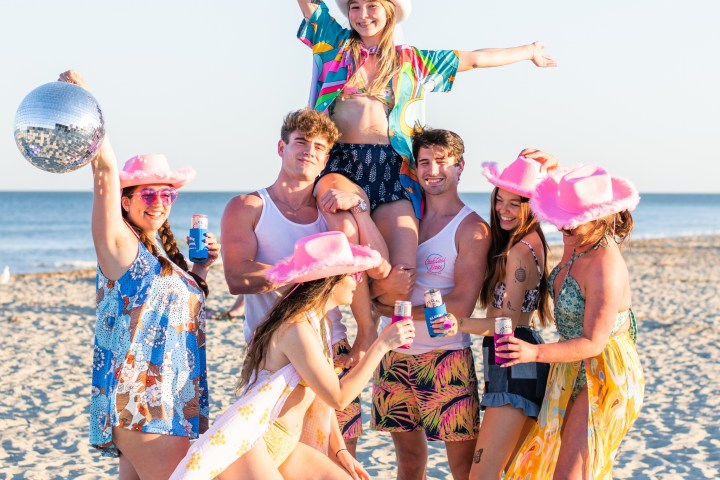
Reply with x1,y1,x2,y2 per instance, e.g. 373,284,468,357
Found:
370,128,491,479
219,109,390,457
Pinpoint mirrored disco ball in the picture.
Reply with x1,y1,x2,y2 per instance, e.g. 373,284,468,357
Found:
14,82,105,173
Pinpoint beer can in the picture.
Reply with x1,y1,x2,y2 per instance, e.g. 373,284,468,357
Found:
393,300,412,318
494,317,513,335
191,214,208,229
424,288,443,308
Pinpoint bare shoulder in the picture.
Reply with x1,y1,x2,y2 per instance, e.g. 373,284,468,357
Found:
508,232,544,264
458,210,490,242
222,191,264,227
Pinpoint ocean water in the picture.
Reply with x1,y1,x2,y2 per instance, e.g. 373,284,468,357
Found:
0,191,718,275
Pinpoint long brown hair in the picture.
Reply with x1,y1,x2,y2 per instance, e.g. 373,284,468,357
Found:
345,0,400,96
121,186,209,297
237,275,345,393
481,187,551,326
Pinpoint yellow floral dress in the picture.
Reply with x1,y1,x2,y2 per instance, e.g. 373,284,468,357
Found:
505,254,645,479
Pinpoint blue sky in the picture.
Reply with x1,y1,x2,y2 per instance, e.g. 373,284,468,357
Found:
1,1,718,193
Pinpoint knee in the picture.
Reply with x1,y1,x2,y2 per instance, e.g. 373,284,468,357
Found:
396,453,427,479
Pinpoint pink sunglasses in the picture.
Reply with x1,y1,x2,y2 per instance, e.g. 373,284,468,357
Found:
349,271,363,283
131,187,179,206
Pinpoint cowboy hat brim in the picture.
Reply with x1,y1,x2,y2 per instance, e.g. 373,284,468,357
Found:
266,243,382,284
530,167,640,230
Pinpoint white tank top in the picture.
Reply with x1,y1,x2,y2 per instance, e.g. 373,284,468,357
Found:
243,189,346,344
380,205,474,354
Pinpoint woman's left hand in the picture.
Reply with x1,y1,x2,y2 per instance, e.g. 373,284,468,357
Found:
337,449,370,480
530,42,557,68
433,314,457,336
495,335,539,367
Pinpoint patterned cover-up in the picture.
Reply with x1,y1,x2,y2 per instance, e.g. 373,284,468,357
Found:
505,263,645,479
298,1,460,218
170,313,332,479
91,242,208,457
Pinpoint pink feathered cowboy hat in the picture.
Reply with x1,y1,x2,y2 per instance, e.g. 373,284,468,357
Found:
482,156,547,198
530,165,640,230
335,0,412,23
266,231,382,284
119,154,196,189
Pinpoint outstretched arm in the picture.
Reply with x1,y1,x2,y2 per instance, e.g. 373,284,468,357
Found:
457,42,556,72
297,0,320,19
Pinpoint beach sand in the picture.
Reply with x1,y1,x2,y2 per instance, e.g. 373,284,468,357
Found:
1,236,718,479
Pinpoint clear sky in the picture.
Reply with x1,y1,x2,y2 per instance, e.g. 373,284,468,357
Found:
1,0,718,193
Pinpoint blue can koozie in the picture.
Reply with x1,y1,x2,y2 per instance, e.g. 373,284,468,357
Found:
424,303,448,337
189,214,208,263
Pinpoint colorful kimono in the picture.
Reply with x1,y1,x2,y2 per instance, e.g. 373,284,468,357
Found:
91,242,208,457
298,1,460,218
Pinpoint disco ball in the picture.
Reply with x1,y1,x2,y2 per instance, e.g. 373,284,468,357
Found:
14,82,105,173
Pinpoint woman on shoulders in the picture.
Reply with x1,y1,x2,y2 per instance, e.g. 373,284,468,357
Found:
449,152,553,479
170,231,415,479
58,70,221,478
499,159,645,479
295,0,556,307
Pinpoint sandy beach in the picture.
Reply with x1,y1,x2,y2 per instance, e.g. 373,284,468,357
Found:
1,235,718,479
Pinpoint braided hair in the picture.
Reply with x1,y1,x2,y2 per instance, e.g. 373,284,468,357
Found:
121,187,209,297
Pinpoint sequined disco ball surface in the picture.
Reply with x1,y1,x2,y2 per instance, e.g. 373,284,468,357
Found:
14,82,105,173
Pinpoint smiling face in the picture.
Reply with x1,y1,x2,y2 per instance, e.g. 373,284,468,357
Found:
494,188,526,232
278,130,331,182
348,0,390,44
559,220,606,249
121,183,176,236
416,145,463,196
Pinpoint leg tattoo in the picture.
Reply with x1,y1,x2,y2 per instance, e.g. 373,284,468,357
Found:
473,448,484,464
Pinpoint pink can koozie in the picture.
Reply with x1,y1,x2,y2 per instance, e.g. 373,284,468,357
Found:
494,317,514,365
391,300,412,349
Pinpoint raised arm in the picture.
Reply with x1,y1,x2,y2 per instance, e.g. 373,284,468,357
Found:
220,193,284,295
58,70,137,281
297,0,320,19
457,42,556,72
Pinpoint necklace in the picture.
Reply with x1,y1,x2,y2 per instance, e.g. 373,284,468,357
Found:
268,187,314,212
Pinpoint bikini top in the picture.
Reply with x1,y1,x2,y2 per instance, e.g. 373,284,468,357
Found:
492,240,542,312
548,240,637,342
338,84,395,109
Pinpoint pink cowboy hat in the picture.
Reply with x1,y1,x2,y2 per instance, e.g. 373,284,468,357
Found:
119,154,196,189
482,156,546,198
266,231,382,284
530,165,640,230
335,0,412,23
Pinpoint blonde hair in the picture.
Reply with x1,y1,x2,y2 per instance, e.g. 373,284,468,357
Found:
345,0,399,95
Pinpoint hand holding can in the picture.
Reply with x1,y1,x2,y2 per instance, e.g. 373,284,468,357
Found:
391,300,412,349
189,214,208,263
494,317,514,365
423,289,451,337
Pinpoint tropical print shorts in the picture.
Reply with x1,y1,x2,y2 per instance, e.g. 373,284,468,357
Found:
372,347,479,441
333,338,362,439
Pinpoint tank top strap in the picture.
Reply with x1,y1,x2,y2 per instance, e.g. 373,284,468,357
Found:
518,239,543,287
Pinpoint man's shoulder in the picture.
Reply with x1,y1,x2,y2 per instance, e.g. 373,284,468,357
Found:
222,191,265,228
456,209,490,246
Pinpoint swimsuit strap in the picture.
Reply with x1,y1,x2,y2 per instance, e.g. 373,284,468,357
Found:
518,239,543,288
557,235,607,275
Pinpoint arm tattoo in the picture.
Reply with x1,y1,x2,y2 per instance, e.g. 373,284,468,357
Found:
514,266,527,282
507,300,517,312
473,448,484,464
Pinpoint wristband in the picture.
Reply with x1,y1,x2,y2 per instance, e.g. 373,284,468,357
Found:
335,448,348,458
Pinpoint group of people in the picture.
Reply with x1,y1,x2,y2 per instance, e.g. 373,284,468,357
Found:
64,0,645,479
